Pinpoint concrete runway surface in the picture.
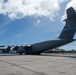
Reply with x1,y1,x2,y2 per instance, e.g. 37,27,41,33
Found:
0,54,76,75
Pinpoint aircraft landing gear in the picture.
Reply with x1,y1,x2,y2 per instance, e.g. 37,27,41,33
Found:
19,52,22,55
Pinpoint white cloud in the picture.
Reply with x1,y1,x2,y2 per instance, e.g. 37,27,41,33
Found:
66,0,76,9
35,19,41,26
0,0,67,20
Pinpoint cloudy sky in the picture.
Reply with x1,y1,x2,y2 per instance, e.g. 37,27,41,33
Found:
0,0,76,50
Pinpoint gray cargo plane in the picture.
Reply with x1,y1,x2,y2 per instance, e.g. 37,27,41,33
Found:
1,7,76,55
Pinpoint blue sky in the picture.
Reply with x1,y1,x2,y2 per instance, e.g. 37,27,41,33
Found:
0,0,76,50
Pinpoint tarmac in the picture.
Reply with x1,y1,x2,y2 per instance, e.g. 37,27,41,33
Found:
0,53,76,75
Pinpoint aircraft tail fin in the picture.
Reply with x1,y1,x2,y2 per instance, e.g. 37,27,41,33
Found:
59,7,76,39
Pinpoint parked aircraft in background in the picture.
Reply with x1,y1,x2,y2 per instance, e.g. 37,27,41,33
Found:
0,7,76,55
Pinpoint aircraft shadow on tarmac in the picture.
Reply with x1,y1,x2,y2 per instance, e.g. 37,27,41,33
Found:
41,53,76,59
0,53,76,59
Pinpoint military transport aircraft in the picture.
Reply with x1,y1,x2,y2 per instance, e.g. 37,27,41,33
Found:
0,7,76,55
